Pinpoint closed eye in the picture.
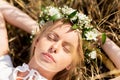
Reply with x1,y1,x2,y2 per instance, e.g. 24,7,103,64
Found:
62,42,74,53
47,33,54,41
63,45,71,53
47,32,58,41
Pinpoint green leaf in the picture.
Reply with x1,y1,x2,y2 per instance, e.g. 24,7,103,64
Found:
102,33,106,44
68,11,77,18
72,24,78,29
50,14,58,21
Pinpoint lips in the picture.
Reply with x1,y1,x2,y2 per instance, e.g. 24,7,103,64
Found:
43,53,56,63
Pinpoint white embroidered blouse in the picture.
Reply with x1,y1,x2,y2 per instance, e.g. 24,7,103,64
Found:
0,55,47,80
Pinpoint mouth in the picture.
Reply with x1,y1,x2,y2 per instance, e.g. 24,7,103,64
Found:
42,53,56,63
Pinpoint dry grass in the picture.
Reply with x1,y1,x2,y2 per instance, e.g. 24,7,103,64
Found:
6,0,120,80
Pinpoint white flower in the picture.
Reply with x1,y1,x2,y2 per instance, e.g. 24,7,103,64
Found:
85,25,93,29
77,13,93,29
85,29,98,41
47,6,62,19
61,6,76,15
88,51,97,59
62,6,78,21
77,13,87,20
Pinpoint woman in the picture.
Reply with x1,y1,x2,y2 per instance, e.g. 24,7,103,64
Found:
0,1,84,80
29,19,84,80
0,0,120,80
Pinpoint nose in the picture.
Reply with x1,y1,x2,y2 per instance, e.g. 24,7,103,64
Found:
48,42,60,53
49,47,57,53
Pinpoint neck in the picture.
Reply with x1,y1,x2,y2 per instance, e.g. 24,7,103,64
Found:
28,57,56,80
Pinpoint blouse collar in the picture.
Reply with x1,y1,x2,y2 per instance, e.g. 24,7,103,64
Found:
11,63,47,80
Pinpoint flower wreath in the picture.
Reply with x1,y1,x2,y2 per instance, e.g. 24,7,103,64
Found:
35,5,106,61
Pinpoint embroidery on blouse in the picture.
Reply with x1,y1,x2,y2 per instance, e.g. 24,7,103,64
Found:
12,63,47,80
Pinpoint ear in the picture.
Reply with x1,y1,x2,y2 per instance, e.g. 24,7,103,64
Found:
66,64,71,70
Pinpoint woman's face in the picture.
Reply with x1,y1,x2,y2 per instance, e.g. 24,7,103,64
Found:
33,22,78,73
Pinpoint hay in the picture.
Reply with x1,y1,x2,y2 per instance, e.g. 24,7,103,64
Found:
6,0,120,79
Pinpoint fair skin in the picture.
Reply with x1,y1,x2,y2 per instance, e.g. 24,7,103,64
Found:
101,38,120,69
99,38,120,80
0,0,39,34
0,0,120,80
0,0,39,56
0,1,79,79
28,22,79,79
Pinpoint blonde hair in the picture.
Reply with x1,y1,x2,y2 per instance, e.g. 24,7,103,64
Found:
30,19,84,80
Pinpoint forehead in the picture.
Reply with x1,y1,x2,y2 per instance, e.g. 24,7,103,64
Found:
51,23,78,50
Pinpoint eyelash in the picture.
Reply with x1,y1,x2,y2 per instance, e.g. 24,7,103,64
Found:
47,33,55,41
63,46,70,53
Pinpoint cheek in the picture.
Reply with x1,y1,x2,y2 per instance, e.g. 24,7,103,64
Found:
34,38,51,56
57,52,72,67
36,38,50,50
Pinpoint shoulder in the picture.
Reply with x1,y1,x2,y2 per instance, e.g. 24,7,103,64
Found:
0,54,13,68
0,54,14,79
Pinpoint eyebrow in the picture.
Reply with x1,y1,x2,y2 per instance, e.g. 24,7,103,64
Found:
64,41,74,50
